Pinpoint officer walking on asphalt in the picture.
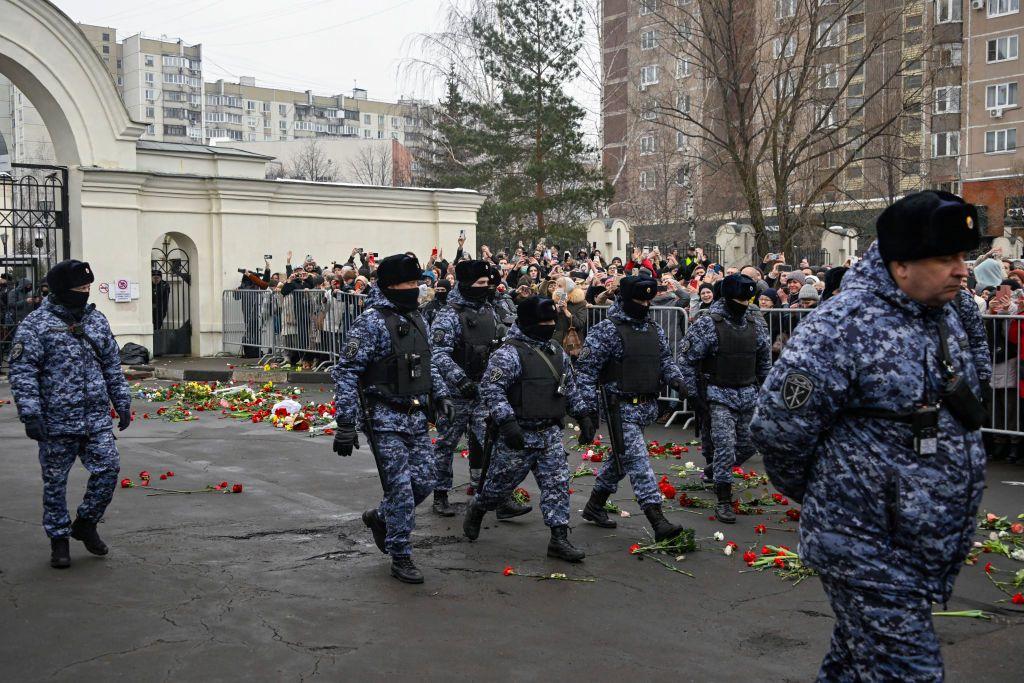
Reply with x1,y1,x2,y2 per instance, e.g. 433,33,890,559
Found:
571,275,686,542
8,260,132,569
429,259,529,519
750,191,988,680
463,297,584,562
331,254,455,584
678,273,770,524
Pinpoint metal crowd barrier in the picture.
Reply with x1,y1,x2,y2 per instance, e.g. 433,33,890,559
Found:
982,314,1024,438
221,289,365,368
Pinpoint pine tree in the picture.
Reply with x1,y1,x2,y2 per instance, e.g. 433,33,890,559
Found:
472,0,610,243
419,69,490,193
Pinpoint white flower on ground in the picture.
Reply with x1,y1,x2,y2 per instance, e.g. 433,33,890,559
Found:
713,531,725,541
723,545,734,556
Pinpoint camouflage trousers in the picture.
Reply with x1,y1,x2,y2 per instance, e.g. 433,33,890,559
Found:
593,421,661,507
39,431,120,538
374,426,436,557
818,578,943,682
475,426,569,527
709,402,756,484
432,396,487,492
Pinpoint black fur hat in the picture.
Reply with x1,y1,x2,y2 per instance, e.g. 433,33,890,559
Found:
455,259,491,283
376,254,422,288
721,274,756,301
618,275,658,301
46,260,95,292
876,191,980,263
516,297,557,327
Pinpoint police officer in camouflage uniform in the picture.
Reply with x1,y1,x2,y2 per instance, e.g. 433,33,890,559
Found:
571,276,686,542
750,191,987,681
463,298,585,561
331,254,455,584
9,260,132,569
429,260,529,519
678,274,771,524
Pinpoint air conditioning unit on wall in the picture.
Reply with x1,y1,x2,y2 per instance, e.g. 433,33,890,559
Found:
991,108,1004,119
972,0,986,10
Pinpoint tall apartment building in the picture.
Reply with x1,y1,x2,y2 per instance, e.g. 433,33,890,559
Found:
602,0,1023,246
3,22,436,178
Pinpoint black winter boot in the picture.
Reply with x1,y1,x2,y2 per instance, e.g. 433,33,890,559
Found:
495,495,532,520
582,489,617,528
432,491,456,517
643,504,684,542
715,483,736,524
390,555,424,584
547,526,585,562
70,517,108,556
49,538,70,569
463,499,486,540
362,509,388,553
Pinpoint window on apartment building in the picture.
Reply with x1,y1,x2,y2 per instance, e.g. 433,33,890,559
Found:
246,101,256,110
905,15,922,30
102,45,110,54
641,30,658,50
902,113,921,133
986,82,1019,109
145,55,154,67
904,74,923,90
639,171,655,190
145,72,155,83
117,76,123,86
932,131,959,158
937,43,963,67
934,86,961,114
116,58,122,68
164,125,186,137
676,58,692,78
847,13,864,38
674,168,689,186
378,115,386,126
102,33,110,41
988,36,1020,63
640,135,656,154
378,130,385,139
847,164,863,180
364,129,371,138
936,181,962,195
986,128,1018,154
145,107,155,119
640,65,659,86
774,37,796,59
676,131,688,150
676,22,691,41
363,114,371,124
989,0,1020,18
776,0,796,20
279,104,287,116
819,64,840,89
145,89,156,101
639,0,659,16
815,105,837,128
777,72,797,97
677,93,691,113
935,0,961,23
279,120,287,130
817,20,841,48
262,102,271,112
640,104,657,121
392,117,399,127
145,124,155,135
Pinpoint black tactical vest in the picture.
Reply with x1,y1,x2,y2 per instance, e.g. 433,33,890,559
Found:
600,321,662,395
701,313,758,387
507,339,567,420
453,304,499,381
361,309,433,397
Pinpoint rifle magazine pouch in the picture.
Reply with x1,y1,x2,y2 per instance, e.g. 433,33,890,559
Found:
942,376,986,431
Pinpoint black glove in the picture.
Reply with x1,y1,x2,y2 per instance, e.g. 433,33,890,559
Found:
333,422,359,457
669,379,686,396
437,397,456,423
455,376,478,399
498,416,525,450
117,410,132,432
23,416,46,441
576,414,597,445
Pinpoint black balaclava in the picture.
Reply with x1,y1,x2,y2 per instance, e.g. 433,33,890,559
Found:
721,273,756,319
434,282,449,305
376,254,423,313
617,276,657,321
46,259,95,311
455,259,491,303
517,297,558,342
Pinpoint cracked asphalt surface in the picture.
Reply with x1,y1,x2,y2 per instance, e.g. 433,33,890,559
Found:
1,383,1023,682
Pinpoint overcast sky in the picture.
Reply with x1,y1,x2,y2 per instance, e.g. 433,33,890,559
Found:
54,0,448,102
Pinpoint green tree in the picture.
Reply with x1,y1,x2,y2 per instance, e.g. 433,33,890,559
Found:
472,0,610,244
420,69,490,192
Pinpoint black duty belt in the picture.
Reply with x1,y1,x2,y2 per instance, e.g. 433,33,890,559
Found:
844,404,940,425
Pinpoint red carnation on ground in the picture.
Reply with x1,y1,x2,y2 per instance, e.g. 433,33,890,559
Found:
139,471,150,480
754,524,767,535
786,508,801,521
160,474,167,480
503,565,515,576
274,407,289,417
1012,593,1024,605
219,481,229,488
984,562,993,574
120,478,133,488
726,541,738,549
232,484,243,493
761,546,771,555
743,550,757,565
774,557,785,568
1011,523,1024,535
166,471,175,477
629,543,641,554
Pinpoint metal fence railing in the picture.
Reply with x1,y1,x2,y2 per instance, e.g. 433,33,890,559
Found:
218,290,1024,438
221,289,366,369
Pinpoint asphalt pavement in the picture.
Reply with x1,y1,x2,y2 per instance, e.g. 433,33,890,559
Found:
1,384,1022,682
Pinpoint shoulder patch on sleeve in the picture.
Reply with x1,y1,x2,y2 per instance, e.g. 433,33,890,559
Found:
432,329,446,344
678,338,690,354
782,372,814,410
343,340,359,359
487,366,503,383
577,346,591,361
8,341,24,362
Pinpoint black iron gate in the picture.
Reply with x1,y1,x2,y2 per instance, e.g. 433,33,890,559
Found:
1,164,70,367
151,237,191,356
